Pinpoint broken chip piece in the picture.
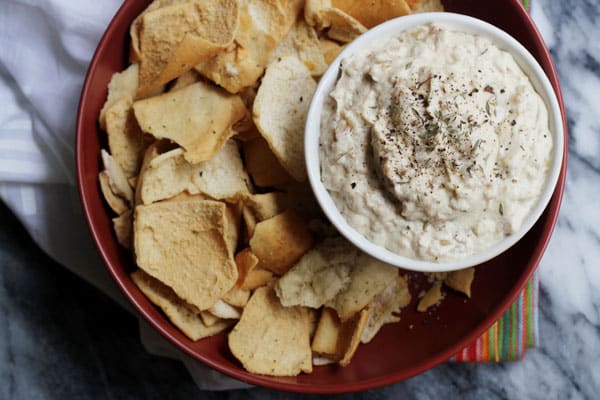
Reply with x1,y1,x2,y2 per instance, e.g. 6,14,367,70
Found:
132,270,233,341
133,81,246,163
253,56,316,181
249,209,313,275
134,197,238,311
137,0,239,96
228,286,313,376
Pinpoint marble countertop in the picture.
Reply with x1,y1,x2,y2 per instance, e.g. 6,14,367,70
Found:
1,0,599,398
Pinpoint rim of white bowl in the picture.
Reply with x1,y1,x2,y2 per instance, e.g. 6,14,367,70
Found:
305,12,564,272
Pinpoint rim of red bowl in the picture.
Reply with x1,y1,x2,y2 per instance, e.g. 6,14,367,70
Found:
76,0,568,394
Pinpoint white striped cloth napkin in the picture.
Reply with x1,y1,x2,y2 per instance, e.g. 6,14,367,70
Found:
0,0,248,390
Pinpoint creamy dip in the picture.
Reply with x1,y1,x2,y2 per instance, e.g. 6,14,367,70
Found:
320,24,553,262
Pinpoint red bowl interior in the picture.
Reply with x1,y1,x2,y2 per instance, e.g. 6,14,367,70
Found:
76,0,568,394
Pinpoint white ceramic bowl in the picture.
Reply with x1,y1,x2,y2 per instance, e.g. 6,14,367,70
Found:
305,12,564,272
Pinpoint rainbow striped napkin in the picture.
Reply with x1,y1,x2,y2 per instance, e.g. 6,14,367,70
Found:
452,0,536,363
452,271,539,362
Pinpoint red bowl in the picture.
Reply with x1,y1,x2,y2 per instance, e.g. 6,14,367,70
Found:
76,0,568,394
